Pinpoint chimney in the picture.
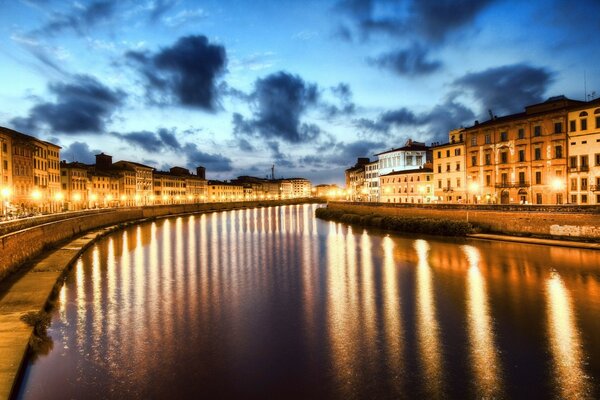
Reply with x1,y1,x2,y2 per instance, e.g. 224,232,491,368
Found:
196,166,206,179
95,153,112,170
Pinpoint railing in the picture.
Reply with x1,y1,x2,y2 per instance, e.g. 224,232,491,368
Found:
569,166,590,172
442,186,453,192
591,185,600,192
494,181,530,189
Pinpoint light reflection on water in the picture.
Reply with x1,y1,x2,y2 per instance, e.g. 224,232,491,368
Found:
16,204,600,399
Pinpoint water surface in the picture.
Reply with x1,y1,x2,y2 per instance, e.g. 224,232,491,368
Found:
16,204,600,399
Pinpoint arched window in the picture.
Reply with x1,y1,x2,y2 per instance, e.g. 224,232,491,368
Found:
579,111,588,117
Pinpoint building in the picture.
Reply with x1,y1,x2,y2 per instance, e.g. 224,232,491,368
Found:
0,129,12,215
286,178,312,198
345,157,369,201
375,139,430,177
380,166,434,204
465,96,582,204
207,181,244,202
567,98,600,204
364,160,379,202
87,169,119,208
60,161,89,210
169,167,207,202
432,129,467,203
154,170,187,204
113,160,154,205
314,184,343,198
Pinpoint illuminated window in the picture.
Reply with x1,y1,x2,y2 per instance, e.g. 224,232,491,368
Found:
471,155,477,166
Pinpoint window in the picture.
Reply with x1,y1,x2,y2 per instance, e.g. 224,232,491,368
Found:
471,155,477,166
535,171,542,185
2,160,6,170
518,128,525,139
519,171,525,184
569,120,576,132
500,152,508,164
471,136,477,146
570,156,577,168
446,150,450,157
456,178,461,188
485,134,491,144
1,143,6,152
534,126,541,136
456,162,460,171
437,151,441,158
536,193,542,204
596,115,600,129
438,180,442,189
571,178,577,191
454,148,461,156
485,153,491,165
501,173,508,184
555,145,563,159
486,175,491,187
534,147,541,160
554,122,562,133
581,155,589,168
518,149,525,162
500,131,508,141
596,153,600,166
581,178,588,191
582,194,588,204
581,118,588,131
437,165,441,173
571,194,577,203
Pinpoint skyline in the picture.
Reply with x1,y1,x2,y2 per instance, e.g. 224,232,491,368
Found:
1,0,599,184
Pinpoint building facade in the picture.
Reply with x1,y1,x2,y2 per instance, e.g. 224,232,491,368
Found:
465,96,581,204
432,129,467,203
207,181,244,202
567,99,600,204
345,158,369,201
380,166,434,204
60,161,89,210
375,140,430,176
365,160,379,202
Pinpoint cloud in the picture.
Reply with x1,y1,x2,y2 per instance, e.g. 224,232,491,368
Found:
147,0,178,22
34,0,118,37
454,63,554,117
321,83,356,117
300,139,385,167
267,141,295,168
126,35,227,110
162,8,206,27
356,98,475,142
335,0,499,42
60,141,101,164
11,75,124,134
232,71,321,143
182,143,233,172
369,44,442,76
111,128,181,153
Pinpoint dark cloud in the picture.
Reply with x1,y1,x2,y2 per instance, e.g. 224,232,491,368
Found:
300,139,385,167
35,0,117,37
369,44,442,76
111,128,181,153
322,83,356,117
233,71,320,143
126,35,227,110
238,138,255,152
356,98,475,142
454,63,554,117
336,0,499,42
11,75,124,134
61,141,101,164
267,141,295,168
182,143,233,172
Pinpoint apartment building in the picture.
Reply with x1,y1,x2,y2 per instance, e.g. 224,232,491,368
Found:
465,96,582,204
380,166,434,204
567,98,600,204
432,129,467,203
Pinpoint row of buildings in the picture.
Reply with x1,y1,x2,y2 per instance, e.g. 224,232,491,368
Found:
0,126,312,215
345,96,600,205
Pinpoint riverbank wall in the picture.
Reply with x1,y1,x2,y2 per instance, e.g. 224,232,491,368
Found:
0,199,320,283
325,202,600,241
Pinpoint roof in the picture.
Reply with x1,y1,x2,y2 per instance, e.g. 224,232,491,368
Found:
60,161,90,169
374,143,429,156
381,167,433,177
114,160,155,170
430,141,465,149
0,126,62,149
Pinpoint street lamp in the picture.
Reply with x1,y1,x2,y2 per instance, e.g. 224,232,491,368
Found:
468,182,480,204
551,178,565,204
1,187,11,216
54,192,64,212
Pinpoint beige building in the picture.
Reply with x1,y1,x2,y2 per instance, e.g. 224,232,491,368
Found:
60,161,89,210
345,158,369,201
0,129,12,215
380,166,434,204
154,171,187,204
287,178,312,198
207,181,244,202
113,160,154,205
432,129,467,203
365,160,379,202
88,169,119,208
567,98,600,204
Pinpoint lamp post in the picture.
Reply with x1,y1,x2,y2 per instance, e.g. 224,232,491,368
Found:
31,189,42,214
54,192,64,213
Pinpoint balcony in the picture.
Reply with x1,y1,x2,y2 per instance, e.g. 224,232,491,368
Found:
591,185,600,192
494,181,530,189
569,166,589,172
442,186,453,192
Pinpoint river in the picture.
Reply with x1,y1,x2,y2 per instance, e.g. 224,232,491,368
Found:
15,204,600,399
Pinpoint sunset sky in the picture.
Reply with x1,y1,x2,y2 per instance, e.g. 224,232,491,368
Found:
0,0,599,183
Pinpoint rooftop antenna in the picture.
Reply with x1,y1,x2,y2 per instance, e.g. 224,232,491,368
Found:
488,109,494,120
271,164,275,180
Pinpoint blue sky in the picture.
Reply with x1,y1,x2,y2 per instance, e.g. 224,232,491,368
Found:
0,0,599,184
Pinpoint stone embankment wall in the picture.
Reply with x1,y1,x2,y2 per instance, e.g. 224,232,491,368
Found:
328,202,600,240
0,199,318,282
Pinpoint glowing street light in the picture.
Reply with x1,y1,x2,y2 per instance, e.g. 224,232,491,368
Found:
73,192,82,202
31,190,41,201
